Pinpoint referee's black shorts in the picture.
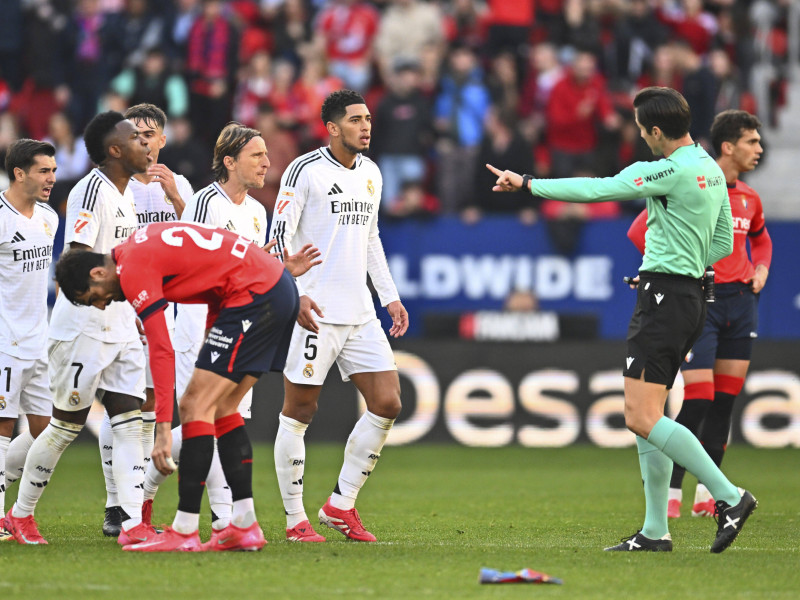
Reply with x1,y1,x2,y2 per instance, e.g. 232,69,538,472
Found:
624,271,705,388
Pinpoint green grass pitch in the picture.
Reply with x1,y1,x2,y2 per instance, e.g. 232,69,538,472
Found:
2,444,798,599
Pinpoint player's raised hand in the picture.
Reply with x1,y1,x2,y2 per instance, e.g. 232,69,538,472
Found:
148,163,186,216
152,423,176,476
486,164,523,192
386,300,409,338
283,244,322,277
297,295,324,334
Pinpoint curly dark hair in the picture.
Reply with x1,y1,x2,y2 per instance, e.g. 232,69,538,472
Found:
54,250,107,306
710,110,762,156
83,111,126,166
321,90,366,125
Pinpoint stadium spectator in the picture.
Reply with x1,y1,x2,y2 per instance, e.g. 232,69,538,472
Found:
606,0,669,86
232,50,275,127
374,0,445,84
313,0,380,93
657,0,718,56
465,106,537,224
483,0,535,60
248,102,298,212
162,0,202,65
185,0,239,145
103,0,165,76
518,41,563,148
372,58,432,211
709,48,757,115
0,0,24,91
292,52,345,151
158,116,212,191
636,44,683,91
545,49,620,179
441,0,486,50
487,51,521,118
434,42,490,213
111,47,189,119
44,112,91,209
385,179,440,219
269,0,314,67
672,41,717,147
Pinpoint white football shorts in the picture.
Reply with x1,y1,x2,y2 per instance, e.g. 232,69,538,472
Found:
284,318,397,386
0,352,52,419
49,336,146,412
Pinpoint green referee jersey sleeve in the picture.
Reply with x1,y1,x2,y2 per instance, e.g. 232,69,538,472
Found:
528,144,733,278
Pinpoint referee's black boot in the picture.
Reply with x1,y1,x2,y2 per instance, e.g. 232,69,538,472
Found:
102,505,125,537
604,531,673,552
710,489,757,553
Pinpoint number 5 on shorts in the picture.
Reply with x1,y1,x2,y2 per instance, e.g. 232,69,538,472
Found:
304,334,317,360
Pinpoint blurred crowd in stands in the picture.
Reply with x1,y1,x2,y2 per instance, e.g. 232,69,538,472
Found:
0,0,792,247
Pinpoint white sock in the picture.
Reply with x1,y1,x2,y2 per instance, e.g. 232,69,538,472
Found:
274,413,308,528
330,411,393,511
207,441,232,530
14,419,82,517
141,410,156,470
143,425,182,501
99,411,118,508
110,410,144,530
172,509,199,534
232,498,256,528
668,488,682,502
0,435,10,515
694,482,713,503
5,430,34,487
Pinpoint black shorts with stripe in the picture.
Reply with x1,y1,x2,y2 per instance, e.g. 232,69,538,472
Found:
624,271,705,388
195,269,299,383
682,282,759,370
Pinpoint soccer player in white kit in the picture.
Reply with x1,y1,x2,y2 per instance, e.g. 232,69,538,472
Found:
4,112,156,546
97,103,194,535
270,90,409,542
0,140,58,542
142,122,269,539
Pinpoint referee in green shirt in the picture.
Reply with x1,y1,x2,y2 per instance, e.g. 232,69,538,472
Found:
488,87,757,553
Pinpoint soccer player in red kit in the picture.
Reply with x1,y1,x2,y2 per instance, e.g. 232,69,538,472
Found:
627,110,771,518
54,222,320,551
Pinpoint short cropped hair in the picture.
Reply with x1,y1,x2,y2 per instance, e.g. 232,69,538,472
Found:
124,103,167,131
321,90,366,126
54,250,107,306
211,122,262,183
710,110,762,156
84,111,126,166
5,139,56,176
633,87,691,140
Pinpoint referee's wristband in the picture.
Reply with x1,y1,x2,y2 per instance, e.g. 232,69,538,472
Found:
521,174,533,193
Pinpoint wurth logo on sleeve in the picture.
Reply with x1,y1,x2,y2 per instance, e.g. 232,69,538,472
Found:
634,177,643,187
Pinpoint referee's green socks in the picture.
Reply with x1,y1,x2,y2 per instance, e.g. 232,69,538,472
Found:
647,417,740,507
636,436,672,540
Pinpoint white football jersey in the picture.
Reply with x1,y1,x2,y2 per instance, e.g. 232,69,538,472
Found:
130,175,194,332
0,193,59,359
269,147,399,325
49,169,140,343
172,181,268,352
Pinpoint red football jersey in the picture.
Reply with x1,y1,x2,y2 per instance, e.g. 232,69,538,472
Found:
627,180,772,284
112,222,285,421
713,180,771,284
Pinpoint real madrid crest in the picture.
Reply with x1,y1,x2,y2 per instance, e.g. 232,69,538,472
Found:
164,194,173,205
303,363,314,378
367,179,374,197
254,216,261,234
43,222,53,237
0,396,6,410
69,390,81,406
